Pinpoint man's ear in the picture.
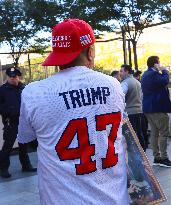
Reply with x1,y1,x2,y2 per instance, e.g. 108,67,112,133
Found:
87,45,95,61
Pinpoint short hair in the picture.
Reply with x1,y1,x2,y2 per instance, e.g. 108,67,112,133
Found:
111,70,119,77
121,64,133,74
133,70,142,77
147,56,159,68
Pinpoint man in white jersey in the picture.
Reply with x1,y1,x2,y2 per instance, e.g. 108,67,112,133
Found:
17,19,129,205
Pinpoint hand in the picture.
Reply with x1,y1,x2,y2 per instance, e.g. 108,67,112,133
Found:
154,64,167,71
158,65,167,71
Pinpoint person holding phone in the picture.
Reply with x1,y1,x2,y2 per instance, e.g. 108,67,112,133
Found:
141,56,171,167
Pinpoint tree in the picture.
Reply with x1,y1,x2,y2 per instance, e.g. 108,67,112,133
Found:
62,0,171,70
0,0,35,66
0,0,62,67
24,0,63,31
62,0,123,31
1,0,170,70
158,0,171,22
113,0,171,70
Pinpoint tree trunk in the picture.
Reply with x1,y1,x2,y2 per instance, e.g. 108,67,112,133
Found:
14,57,19,68
28,54,32,82
128,40,132,67
121,27,127,64
132,40,138,71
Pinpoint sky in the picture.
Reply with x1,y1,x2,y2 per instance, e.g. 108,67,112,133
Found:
0,31,51,65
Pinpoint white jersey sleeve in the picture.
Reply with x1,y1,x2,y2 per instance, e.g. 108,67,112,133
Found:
17,86,36,143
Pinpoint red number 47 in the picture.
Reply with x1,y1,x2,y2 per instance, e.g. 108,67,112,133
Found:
55,112,121,175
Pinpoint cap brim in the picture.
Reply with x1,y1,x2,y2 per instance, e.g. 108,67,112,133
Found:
42,50,82,66
8,74,17,77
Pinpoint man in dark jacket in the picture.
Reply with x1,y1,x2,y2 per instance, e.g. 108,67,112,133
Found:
141,56,171,167
0,67,36,178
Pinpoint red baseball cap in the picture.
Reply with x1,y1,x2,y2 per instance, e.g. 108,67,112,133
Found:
42,19,95,66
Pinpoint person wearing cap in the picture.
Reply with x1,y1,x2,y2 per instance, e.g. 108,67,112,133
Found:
17,19,129,204
0,68,37,178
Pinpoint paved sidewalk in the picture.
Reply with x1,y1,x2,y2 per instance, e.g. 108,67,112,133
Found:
1,144,171,205
146,147,171,205
0,175,39,205
0,152,39,205
0,152,38,183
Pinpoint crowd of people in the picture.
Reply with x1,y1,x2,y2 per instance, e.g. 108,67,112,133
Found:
0,18,170,205
111,56,171,167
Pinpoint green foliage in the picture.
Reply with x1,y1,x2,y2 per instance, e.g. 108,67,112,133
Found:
0,0,62,66
63,0,170,32
94,66,111,75
24,0,63,31
28,37,50,54
63,0,171,69
20,55,56,84
62,0,123,31
94,35,171,74
157,0,171,22
95,53,119,74
0,0,37,66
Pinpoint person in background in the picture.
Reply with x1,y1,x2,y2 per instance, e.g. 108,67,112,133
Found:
17,19,129,205
111,70,121,81
120,64,146,151
133,70,150,148
141,56,171,167
133,70,142,82
0,68,37,178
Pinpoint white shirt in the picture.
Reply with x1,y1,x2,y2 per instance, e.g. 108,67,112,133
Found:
18,66,129,205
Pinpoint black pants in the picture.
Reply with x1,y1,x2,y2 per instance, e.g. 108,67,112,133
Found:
0,123,31,170
128,113,146,151
141,114,149,147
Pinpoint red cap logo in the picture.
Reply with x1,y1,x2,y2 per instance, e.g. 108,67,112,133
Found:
43,19,95,66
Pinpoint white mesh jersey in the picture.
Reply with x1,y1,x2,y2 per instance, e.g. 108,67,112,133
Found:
18,66,129,205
